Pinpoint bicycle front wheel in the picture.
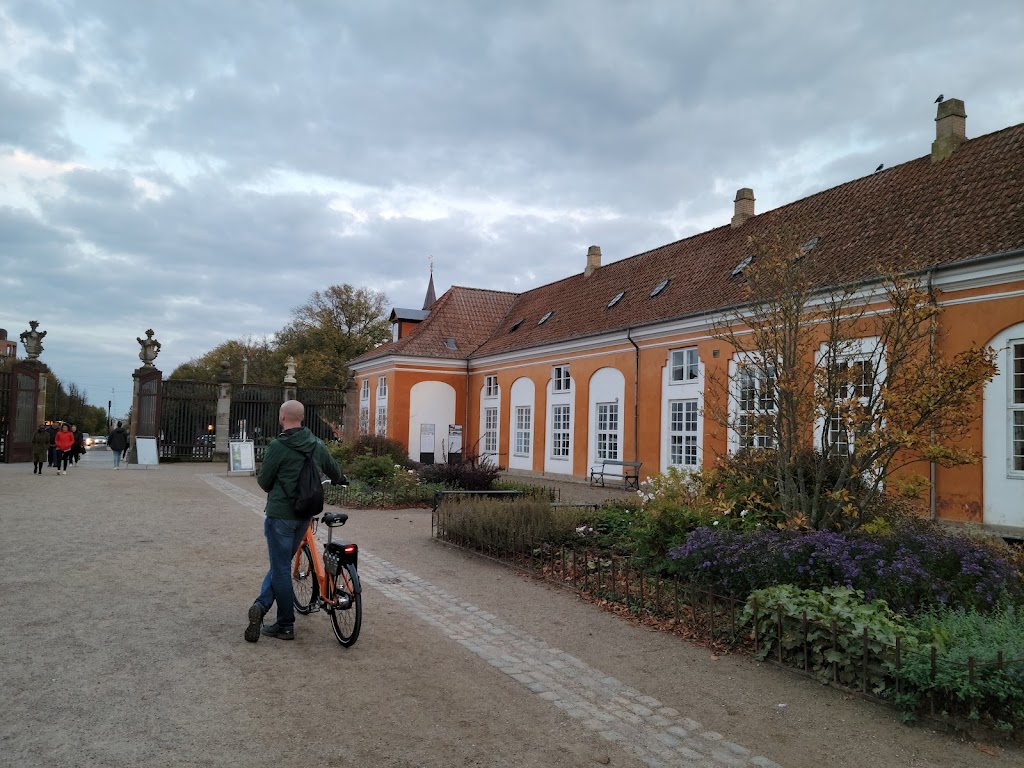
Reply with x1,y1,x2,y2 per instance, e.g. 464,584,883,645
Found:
329,564,362,647
292,544,318,614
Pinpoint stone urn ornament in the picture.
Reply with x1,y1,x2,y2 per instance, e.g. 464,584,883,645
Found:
19,320,46,360
137,329,162,368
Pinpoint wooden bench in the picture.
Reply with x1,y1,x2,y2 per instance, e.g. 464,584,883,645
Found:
589,459,642,490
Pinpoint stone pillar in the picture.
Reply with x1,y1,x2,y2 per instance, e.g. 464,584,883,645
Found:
342,374,357,442
215,361,232,457
35,371,47,427
283,356,297,403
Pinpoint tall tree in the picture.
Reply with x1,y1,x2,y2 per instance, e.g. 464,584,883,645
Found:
707,235,997,530
169,336,284,384
275,284,390,388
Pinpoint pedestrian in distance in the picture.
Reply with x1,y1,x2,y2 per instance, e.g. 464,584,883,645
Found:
46,421,59,467
54,424,75,475
70,424,84,465
107,421,129,469
31,425,49,474
245,399,346,643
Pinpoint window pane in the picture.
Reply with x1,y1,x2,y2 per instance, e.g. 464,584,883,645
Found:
1014,410,1024,472
1013,344,1024,405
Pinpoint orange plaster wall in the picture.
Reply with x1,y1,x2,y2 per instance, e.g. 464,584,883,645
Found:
929,284,1024,522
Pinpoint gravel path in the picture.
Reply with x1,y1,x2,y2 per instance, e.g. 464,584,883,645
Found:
1,454,1016,767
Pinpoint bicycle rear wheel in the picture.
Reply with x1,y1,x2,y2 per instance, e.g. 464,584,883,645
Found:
329,564,361,647
292,544,318,614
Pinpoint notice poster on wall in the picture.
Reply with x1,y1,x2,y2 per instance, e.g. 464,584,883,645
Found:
419,423,435,464
447,424,463,463
134,437,159,468
229,440,256,475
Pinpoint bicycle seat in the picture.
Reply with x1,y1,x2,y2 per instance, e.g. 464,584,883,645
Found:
322,512,349,527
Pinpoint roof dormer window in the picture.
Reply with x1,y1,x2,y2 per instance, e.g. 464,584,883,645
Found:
538,310,555,325
607,290,625,308
650,279,670,298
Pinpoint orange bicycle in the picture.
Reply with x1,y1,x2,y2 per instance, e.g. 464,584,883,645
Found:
291,508,362,647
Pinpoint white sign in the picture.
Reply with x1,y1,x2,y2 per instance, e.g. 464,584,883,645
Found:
135,437,159,467
448,425,463,454
229,440,256,475
419,423,435,454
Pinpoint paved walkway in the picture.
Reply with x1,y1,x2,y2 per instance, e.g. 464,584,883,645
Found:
1,453,1013,767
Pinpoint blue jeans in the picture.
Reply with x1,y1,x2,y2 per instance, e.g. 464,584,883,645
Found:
255,516,310,628
112,450,121,468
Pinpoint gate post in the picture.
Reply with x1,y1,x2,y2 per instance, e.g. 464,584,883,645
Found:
129,367,162,463
215,360,232,458
128,329,163,464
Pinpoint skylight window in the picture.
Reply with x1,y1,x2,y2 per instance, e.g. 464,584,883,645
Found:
444,337,458,350
607,290,625,308
650,279,670,297
731,256,753,276
800,236,820,254
509,319,524,333
538,310,555,325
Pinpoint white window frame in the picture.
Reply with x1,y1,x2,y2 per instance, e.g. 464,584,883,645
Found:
483,407,498,454
730,356,776,452
551,404,570,459
553,365,571,392
360,379,369,401
816,338,885,458
668,399,699,468
377,376,388,398
669,348,699,384
1010,340,1024,476
375,404,387,436
358,405,369,436
514,406,531,457
595,402,619,461
484,375,499,398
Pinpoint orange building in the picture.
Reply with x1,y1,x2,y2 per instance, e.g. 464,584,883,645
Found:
349,98,1024,530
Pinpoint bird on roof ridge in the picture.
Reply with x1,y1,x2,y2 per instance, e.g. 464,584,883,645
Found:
935,94,944,103
874,163,884,173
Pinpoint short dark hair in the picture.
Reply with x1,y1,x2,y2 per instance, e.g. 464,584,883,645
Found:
117,421,123,427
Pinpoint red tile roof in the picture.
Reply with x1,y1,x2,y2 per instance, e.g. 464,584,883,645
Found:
352,286,516,364
355,121,1024,366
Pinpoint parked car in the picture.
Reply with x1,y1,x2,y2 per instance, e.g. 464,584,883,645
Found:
88,435,107,448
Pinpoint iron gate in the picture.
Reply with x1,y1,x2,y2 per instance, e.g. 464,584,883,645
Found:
298,386,346,444
159,379,218,460
4,363,42,463
230,383,282,461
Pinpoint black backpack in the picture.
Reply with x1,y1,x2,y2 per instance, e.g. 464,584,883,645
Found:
293,448,325,518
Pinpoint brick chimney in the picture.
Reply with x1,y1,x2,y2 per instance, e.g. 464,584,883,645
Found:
731,188,755,228
584,245,602,276
931,98,966,163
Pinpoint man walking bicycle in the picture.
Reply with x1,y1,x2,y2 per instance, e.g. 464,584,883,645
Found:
245,400,345,642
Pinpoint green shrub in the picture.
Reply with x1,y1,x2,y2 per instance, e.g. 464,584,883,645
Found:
419,460,501,490
349,454,399,486
347,435,411,466
437,495,592,552
898,607,1024,730
743,584,919,694
327,441,352,465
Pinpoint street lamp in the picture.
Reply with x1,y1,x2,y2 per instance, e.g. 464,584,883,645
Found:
242,356,249,386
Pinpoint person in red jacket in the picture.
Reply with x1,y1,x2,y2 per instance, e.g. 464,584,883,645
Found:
54,424,75,475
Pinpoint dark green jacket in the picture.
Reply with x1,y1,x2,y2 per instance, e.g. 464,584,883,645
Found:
257,427,345,519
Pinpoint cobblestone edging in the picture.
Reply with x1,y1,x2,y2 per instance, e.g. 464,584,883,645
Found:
204,475,783,768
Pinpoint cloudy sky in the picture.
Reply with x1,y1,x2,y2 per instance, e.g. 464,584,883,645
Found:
1,0,1022,417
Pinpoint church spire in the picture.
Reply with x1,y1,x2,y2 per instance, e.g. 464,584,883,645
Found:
422,258,436,310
